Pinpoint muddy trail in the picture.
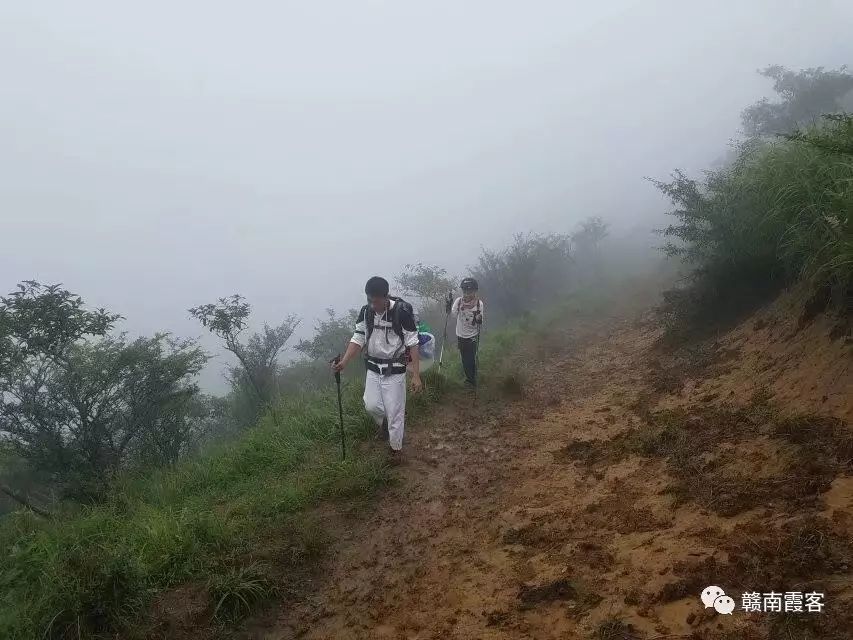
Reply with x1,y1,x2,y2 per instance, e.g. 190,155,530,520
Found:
243,294,852,640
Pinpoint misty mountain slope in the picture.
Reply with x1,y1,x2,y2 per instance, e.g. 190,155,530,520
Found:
232,290,851,640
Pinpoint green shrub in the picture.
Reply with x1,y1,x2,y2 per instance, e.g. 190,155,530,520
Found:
209,562,275,623
471,233,575,324
655,114,853,334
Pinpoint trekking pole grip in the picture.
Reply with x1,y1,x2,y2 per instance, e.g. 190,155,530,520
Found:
332,354,342,383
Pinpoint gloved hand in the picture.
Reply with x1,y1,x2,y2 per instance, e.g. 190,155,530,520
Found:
445,292,453,315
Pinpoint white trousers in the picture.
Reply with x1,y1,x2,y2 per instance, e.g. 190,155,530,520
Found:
363,370,407,451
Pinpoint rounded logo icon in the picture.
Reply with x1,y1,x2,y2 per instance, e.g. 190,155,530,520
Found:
714,595,736,615
701,586,726,608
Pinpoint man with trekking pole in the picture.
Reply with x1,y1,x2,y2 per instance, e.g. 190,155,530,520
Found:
331,276,422,461
449,277,484,389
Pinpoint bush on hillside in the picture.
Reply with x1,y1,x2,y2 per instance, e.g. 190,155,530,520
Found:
396,263,457,306
0,283,209,501
470,233,575,324
654,114,853,336
189,295,300,426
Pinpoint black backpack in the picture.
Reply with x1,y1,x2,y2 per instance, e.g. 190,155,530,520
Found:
362,296,415,344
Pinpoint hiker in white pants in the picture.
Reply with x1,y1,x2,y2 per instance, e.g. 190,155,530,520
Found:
332,276,422,459
362,370,407,450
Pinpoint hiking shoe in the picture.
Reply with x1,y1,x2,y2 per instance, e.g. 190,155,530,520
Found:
387,448,404,465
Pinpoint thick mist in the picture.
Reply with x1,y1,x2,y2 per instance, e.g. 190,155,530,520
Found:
2,1,851,390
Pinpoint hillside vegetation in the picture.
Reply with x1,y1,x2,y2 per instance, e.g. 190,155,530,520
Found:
655,67,852,338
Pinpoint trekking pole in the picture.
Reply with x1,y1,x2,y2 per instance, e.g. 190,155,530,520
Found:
332,354,346,460
474,309,484,403
438,291,452,374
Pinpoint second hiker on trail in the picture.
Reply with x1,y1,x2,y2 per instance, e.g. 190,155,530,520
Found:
449,277,484,387
332,276,422,457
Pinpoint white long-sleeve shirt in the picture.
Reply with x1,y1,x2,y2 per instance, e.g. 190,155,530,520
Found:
451,297,484,339
350,299,419,360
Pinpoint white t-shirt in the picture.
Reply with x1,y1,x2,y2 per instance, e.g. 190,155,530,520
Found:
350,299,420,360
452,297,484,339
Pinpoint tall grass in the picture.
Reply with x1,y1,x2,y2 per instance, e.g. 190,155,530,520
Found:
655,114,853,333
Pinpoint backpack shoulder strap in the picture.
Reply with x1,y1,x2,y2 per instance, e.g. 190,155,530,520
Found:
362,304,376,341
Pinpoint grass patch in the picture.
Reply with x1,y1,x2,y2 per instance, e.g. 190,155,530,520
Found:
209,562,276,624
765,603,853,640
592,617,641,639
646,341,741,394
773,414,853,469
659,515,852,602
517,577,602,614
659,516,853,640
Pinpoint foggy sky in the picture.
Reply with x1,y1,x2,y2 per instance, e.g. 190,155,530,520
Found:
2,1,851,391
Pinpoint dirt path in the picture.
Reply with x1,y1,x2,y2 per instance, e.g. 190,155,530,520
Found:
243,310,655,639
245,297,852,640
